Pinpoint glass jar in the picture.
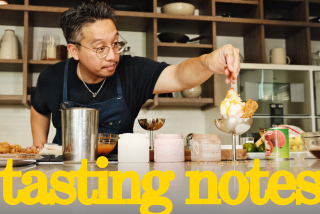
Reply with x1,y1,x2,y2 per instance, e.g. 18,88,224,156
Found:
41,34,60,60
118,133,149,163
191,134,221,162
312,51,320,65
97,133,119,156
154,134,184,162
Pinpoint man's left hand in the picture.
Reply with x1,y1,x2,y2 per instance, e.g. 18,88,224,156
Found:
202,44,241,84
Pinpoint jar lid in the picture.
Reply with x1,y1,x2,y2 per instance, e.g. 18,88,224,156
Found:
155,134,183,139
119,133,149,139
192,134,219,139
192,134,220,140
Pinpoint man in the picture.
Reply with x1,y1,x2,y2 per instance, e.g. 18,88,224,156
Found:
30,1,240,151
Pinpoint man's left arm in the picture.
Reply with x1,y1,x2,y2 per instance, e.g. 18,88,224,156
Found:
153,44,240,94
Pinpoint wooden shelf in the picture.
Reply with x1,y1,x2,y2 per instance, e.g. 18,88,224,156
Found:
142,97,214,110
215,0,259,4
157,98,213,109
215,1,260,19
0,95,23,105
158,43,213,57
142,99,153,107
156,13,213,21
0,59,23,71
28,0,153,12
28,60,61,73
28,60,61,65
0,5,24,26
216,21,260,36
309,0,320,3
310,26,320,41
157,42,213,48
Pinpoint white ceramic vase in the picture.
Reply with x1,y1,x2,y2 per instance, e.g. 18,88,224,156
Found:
181,85,202,98
0,29,19,59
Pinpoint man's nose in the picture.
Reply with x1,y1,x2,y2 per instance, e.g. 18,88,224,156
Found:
105,47,116,60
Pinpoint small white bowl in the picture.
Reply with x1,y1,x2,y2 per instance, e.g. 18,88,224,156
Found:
247,152,266,160
162,2,195,15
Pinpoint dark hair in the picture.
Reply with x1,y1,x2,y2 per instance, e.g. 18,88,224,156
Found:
60,0,116,44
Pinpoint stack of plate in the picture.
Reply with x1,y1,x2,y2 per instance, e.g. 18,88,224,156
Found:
0,153,43,167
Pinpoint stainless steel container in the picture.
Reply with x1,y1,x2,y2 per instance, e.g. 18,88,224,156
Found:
61,108,99,164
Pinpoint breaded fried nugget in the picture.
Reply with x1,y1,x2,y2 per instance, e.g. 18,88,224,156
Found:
25,149,39,154
0,142,10,154
242,99,258,118
21,148,28,153
9,144,22,153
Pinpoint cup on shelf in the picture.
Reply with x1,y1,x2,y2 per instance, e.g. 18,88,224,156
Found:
41,34,60,60
0,29,19,59
267,48,290,65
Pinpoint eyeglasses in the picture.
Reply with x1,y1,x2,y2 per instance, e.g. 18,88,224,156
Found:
71,35,128,58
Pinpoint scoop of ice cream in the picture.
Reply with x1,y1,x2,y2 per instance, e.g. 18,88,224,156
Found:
220,88,244,118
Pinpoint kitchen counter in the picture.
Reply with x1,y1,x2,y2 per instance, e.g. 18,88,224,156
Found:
0,159,320,214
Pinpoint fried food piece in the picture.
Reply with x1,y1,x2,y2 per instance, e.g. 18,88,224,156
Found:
242,99,258,118
0,142,11,154
0,142,10,147
9,144,22,153
0,142,39,154
21,148,28,153
26,149,39,154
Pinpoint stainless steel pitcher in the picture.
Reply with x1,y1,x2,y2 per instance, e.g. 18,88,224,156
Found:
61,108,99,164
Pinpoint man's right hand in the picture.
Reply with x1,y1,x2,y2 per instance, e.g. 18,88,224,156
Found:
27,143,44,151
30,106,51,151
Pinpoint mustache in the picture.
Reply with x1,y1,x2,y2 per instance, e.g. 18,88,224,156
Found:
102,61,118,68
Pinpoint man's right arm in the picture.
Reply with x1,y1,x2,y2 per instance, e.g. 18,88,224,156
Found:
30,106,51,150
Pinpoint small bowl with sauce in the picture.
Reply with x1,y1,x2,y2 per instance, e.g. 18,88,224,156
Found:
97,133,119,156
301,132,320,159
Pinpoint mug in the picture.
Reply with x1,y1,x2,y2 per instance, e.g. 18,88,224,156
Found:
267,48,290,65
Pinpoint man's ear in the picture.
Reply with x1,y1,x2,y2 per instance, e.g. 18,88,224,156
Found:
67,44,80,60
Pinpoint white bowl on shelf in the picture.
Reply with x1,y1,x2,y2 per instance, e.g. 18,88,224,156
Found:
162,2,195,15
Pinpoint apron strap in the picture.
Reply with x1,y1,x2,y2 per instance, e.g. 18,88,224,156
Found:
116,56,123,97
62,58,72,102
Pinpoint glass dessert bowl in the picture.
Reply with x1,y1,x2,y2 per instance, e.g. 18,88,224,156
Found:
301,132,320,159
215,88,258,161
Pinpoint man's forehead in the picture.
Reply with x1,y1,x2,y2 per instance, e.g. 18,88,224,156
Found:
81,19,118,40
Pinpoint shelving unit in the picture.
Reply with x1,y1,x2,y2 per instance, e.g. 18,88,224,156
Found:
0,95,23,105
1,0,320,109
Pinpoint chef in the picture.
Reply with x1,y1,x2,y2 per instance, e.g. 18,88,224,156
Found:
29,1,241,152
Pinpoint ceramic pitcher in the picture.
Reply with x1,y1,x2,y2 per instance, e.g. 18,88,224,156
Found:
0,29,19,59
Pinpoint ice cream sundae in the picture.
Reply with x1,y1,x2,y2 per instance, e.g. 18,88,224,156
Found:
220,88,258,118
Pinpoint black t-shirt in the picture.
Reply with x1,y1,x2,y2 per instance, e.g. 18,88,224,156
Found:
31,56,169,129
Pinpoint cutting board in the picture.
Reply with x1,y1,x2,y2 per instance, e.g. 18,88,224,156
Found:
150,149,247,161
221,149,247,160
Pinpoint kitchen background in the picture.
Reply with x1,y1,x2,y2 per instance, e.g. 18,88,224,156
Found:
1,0,320,148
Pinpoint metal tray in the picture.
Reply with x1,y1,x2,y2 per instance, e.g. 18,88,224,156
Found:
0,159,36,167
